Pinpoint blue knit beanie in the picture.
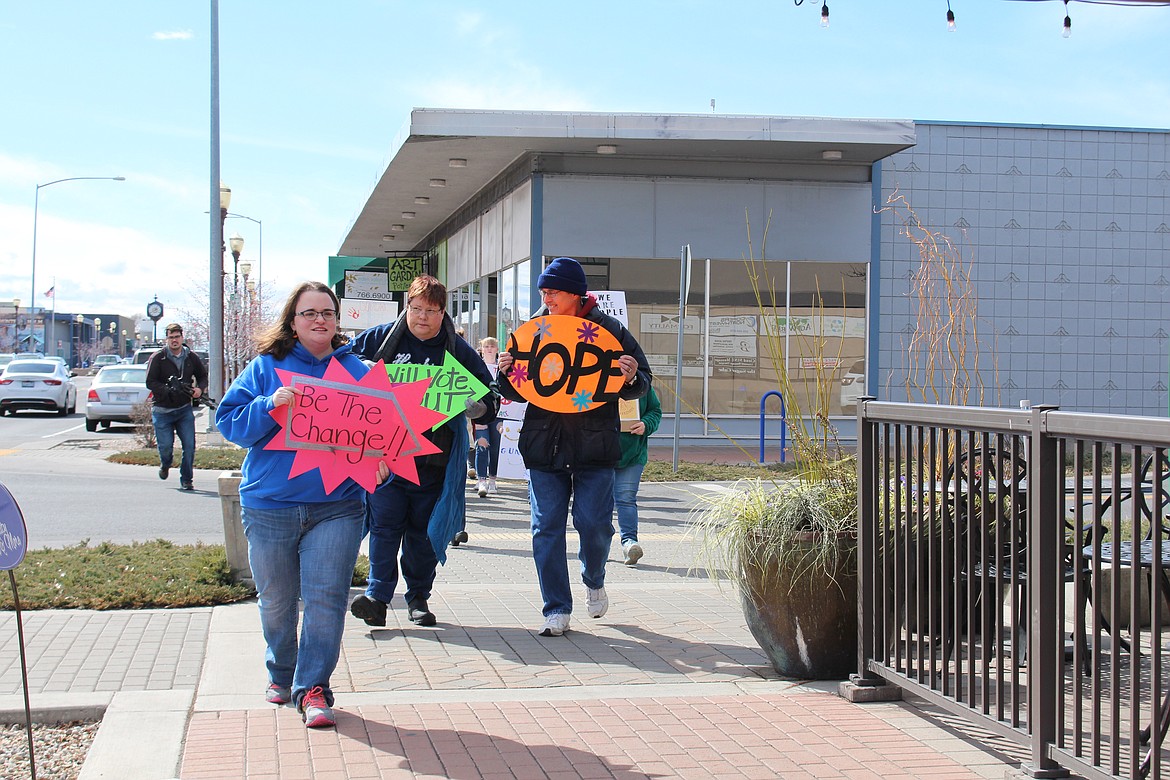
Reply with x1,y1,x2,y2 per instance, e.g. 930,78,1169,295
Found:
537,257,588,296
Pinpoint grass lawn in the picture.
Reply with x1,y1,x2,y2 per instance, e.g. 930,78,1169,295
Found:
0,449,790,611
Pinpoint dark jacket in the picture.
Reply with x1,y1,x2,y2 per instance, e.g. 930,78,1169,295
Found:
497,298,651,472
145,347,208,409
350,312,498,470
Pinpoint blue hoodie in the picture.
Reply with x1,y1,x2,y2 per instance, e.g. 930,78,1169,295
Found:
214,341,371,509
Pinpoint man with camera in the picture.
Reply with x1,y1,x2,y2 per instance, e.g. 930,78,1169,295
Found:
145,323,208,491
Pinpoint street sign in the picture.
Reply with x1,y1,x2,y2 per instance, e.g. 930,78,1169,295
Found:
0,482,28,571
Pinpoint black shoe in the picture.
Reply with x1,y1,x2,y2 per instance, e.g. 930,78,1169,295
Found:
407,599,437,627
349,595,387,627
159,464,171,480
451,530,469,547
180,482,194,491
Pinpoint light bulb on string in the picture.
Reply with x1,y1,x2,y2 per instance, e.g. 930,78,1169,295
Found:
1062,0,1072,37
820,2,829,27
946,2,956,32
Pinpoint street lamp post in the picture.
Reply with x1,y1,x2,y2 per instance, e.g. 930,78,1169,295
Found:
239,260,253,378
225,212,262,310
93,317,101,361
12,299,20,352
74,314,83,367
208,183,230,427
228,233,244,385
31,176,125,356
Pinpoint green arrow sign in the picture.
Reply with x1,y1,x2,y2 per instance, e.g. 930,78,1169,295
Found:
384,352,489,429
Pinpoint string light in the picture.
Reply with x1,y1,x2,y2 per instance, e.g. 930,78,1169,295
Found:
947,1,956,31
820,2,829,27
1063,0,1072,37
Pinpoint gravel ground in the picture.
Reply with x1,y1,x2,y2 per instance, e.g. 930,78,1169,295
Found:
0,721,98,780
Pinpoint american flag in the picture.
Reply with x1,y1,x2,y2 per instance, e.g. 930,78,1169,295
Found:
43,286,54,298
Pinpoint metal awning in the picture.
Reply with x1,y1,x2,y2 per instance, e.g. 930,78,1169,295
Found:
338,109,916,258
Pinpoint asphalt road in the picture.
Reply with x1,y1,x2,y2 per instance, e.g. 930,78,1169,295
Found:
0,374,227,549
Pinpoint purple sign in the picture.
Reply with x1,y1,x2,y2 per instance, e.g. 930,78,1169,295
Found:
0,483,28,570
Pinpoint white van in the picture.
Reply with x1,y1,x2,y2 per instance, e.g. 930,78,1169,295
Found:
133,346,162,364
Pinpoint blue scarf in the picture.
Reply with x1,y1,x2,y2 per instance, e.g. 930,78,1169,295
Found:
426,413,469,565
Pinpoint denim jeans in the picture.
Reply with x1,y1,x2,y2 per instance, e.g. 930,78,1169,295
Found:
152,404,196,485
365,468,442,606
473,419,502,478
613,462,645,544
242,498,364,708
528,467,615,616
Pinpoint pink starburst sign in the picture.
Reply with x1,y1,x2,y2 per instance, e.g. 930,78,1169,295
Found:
263,359,446,493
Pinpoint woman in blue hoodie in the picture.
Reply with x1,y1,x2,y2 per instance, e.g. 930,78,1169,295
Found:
215,281,388,730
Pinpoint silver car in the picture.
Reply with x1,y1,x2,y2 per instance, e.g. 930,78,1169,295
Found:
85,364,150,431
0,359,78,416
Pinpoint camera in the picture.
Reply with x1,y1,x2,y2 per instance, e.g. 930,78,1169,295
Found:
166,376,218,410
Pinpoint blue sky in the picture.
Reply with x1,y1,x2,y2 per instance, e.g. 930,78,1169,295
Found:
1,1,1168,328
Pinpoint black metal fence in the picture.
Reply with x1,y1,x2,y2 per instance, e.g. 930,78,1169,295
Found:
857,401,1170,779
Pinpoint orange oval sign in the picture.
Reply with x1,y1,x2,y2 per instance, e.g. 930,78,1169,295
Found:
504,315,626,413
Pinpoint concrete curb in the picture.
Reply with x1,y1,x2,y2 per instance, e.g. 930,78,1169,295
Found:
0,692,113,725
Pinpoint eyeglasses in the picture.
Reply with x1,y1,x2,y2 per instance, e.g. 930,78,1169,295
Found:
296,309,337,321
540,289,570,300
408,306,442,318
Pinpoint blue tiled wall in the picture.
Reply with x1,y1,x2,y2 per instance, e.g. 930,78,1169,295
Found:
879,122,1170,415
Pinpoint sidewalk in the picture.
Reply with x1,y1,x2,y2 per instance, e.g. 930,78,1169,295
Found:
1,478,1035,779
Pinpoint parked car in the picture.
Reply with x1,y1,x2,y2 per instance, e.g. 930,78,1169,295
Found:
0,354,15,370
85,364,150,431
93,354,122,368
839,358,865,413
0,359,78,416
133,345,162,364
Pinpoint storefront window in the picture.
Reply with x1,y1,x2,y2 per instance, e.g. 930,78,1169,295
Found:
612,257,866,418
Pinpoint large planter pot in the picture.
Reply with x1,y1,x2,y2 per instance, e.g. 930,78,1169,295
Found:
740,531,858,680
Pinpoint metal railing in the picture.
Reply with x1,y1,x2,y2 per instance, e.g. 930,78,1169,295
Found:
857,400,1170,779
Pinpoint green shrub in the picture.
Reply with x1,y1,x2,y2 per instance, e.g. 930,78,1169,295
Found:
0,540,255,610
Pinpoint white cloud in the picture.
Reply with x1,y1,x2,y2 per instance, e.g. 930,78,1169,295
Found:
152,30,193,41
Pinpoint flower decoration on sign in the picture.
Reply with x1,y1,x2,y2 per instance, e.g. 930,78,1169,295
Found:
510,362,530,386
578,320,600,344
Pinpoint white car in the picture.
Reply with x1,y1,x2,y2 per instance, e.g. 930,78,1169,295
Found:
85,364,150,431
839,358,865,413
93,354,122,368
0,359,78,416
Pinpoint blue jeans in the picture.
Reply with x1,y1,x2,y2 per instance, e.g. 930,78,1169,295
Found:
365,468,442,606
242,498,364,708
473,419,502,478
613,462,645,544
528,467,615,617
152,404,196,485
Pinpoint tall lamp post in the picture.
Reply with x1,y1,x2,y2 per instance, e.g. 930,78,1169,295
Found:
31,176,125,356
93,317,101,361
208,183,230,429
74,314,83,367
12,299,20,352
225,212,262,310
228,232,244,385
239,261,253,379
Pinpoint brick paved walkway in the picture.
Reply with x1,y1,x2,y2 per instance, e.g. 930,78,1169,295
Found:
175,480,1030,779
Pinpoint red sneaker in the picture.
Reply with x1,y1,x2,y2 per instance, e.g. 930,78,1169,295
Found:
298,686,335,728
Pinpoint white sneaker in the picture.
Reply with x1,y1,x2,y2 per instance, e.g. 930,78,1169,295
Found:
586,587,609,618
539,613,570,637
476,479,487,498
487,478,497,494
622,541,644,566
